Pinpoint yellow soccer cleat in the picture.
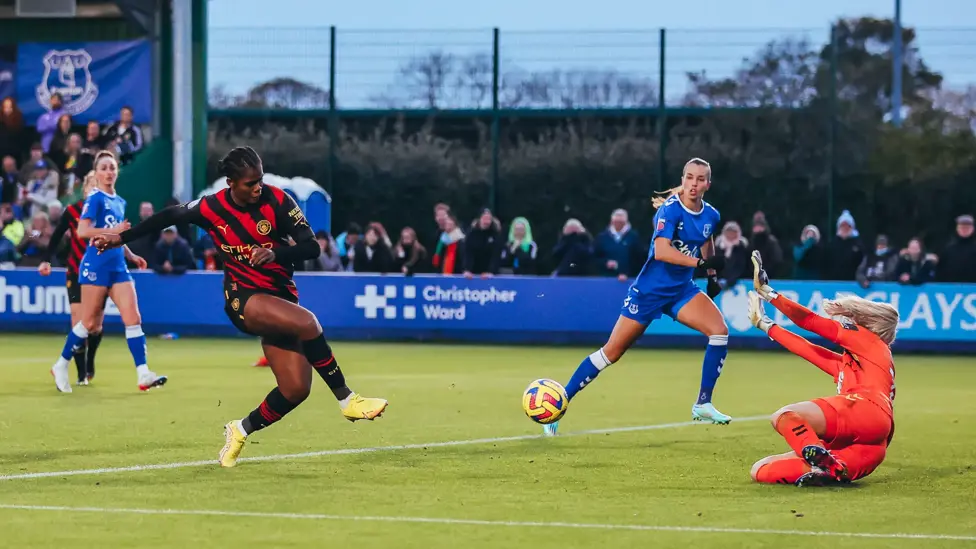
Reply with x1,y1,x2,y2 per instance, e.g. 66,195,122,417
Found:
218,421,247,468
341,393,388,422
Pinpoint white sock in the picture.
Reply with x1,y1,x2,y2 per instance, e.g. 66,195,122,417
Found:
235,419,249,436
590,349,613,371
339,393,355,408
54,356,70,370
72,322,90,338
135,364,151,378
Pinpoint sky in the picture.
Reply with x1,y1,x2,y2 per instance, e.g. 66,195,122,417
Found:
207,0,976,108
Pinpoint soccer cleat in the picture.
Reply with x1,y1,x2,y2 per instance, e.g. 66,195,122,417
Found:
51,361,72,393
341,393,388,422
218,421,247,468
138,371,168,392
691,402,732,425
794,467,836,487
801,445,849,482
77,377,90,386
542,421,559,437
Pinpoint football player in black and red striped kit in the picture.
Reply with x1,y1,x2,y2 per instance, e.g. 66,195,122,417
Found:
38,174,116,385
94,146,388,468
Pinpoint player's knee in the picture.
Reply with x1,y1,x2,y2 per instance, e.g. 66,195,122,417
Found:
750,460,767,482
81,317,100,333
296,313,322,341
704,322,729,338
770,406,791,429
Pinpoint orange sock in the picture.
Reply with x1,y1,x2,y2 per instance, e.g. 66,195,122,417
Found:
754,458,811,484
775,411,824,456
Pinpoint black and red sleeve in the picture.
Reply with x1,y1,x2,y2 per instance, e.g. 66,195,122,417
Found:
119,199,208,245
271,193,318,266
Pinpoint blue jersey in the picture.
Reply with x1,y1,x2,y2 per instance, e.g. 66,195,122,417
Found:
81,189,127,268
633,194,721,293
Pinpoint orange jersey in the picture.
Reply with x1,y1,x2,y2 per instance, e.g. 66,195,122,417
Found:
767,295,895,416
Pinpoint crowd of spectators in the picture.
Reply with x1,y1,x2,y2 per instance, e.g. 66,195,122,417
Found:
303,205,976,286
0,94,147,268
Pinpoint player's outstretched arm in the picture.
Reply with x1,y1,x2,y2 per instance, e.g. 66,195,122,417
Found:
40,210,73,263
96,203,203,251
748,291,841,375
752,250,842,342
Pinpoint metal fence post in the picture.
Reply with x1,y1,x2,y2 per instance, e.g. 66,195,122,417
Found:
328,25,337,199
827,23,838,240
491,27,500,214
657,28,666,192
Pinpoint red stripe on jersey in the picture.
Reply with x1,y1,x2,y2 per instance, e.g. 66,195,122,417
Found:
199,195,285,292
215,190,272,247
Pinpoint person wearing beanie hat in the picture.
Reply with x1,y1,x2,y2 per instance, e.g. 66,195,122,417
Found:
938,214,976,283
748,216,783,278
856,234,898,288
792,224,824,280
826,210,864,281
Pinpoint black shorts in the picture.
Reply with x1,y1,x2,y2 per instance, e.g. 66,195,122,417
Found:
224,280,299,338
66,272,82,304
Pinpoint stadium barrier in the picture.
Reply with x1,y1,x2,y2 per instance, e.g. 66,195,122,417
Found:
1,269,974,352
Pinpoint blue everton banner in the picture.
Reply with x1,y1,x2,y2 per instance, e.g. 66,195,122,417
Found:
17,40,152,124
0,269,974,351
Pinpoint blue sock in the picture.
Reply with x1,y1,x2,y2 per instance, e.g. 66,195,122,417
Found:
565,349,612,401
125,325,148,369
60,323,89,361
697,335,728,405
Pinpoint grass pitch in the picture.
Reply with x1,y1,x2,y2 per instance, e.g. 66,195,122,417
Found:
0,334,974,548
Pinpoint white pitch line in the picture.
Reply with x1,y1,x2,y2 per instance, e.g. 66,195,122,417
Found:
0,416,767,482
0,504,973,542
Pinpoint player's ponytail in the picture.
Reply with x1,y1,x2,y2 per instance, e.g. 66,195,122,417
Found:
823,296,900,346
82,171,98,196
652,158,712,210
651,186,683,209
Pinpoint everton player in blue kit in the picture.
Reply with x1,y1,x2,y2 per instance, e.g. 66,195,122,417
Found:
50,151,167,393
545,158,730,435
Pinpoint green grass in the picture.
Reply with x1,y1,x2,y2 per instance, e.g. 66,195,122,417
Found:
0,334,974,548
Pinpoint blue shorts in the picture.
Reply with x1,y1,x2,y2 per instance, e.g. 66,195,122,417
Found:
80,261,132,288
620,280,702,325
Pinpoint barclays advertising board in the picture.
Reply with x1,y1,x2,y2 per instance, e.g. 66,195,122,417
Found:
0,269,974,351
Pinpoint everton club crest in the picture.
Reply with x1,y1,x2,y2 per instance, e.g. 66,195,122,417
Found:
35,49,99,116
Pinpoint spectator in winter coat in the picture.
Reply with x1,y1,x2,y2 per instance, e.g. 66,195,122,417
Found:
393,226,428,275
594,208,644,281
792,225,824,280
938,214,976,283
25,160,59,215
463,208,502,278
0,202,23,265
0,156,20,205
15,210,53,267
152,226,196,275
748,213,783,278
19,143,59,185
432,215,466,275
553,218,593,277
101,106,144,165
335,222,362,271
856,234,899,288
353,223,394,274
713,221,750,290
500,216,538,275
825,210,865,281
36,93,65,153
896,238,938,286
306,230,343,272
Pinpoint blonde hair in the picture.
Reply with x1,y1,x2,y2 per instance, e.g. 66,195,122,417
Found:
89,150,118,193
823,296,900,346
652,157,712,209
82,171,98,196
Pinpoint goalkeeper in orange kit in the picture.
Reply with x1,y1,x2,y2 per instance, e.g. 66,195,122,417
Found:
747,251,898,487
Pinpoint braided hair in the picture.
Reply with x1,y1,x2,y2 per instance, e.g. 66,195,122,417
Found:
217,146,262,181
